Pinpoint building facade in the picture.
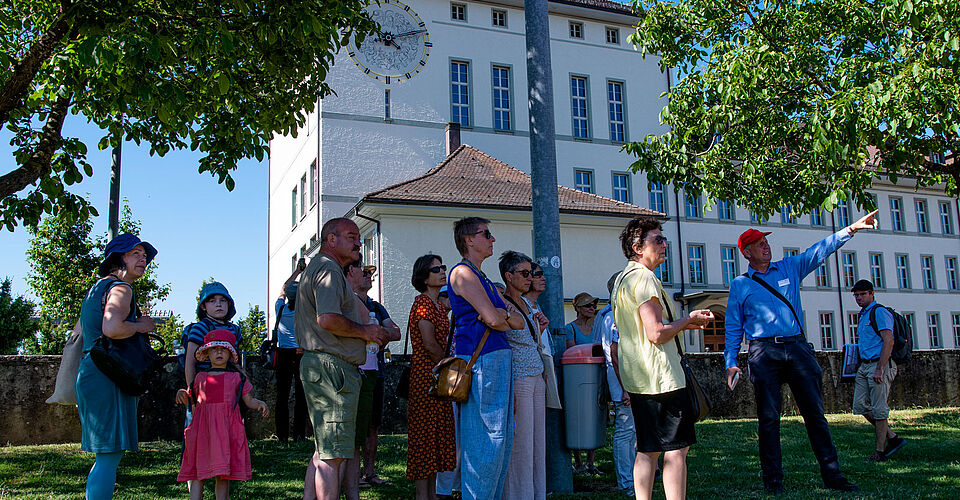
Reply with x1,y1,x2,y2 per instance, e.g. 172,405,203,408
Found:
267,0,960,352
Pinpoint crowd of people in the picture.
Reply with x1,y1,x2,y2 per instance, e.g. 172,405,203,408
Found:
73,207,908,499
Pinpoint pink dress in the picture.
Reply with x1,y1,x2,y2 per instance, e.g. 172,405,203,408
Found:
178,371,252,481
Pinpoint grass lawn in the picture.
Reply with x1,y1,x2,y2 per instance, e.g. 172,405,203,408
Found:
2,407,958,499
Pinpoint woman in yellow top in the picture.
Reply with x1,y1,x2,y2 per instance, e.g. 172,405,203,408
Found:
612,217,713,500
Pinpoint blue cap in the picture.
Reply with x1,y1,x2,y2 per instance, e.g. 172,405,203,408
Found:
197,281,237,321
98,233,158,276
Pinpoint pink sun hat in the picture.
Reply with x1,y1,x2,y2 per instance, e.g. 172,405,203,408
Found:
195,329,239,363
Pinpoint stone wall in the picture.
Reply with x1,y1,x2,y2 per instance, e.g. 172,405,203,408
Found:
2,350,958,445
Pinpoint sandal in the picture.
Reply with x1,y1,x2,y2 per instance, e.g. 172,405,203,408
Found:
588,465,602,476
362,474,394,487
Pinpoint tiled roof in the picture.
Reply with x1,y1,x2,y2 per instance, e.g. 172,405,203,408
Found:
361,145,663,218
550,0,636,16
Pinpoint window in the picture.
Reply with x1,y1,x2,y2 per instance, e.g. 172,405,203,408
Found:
819,312,836,350
903,312,917,346
721,246,739,287
946,257,959,291
571,76,589,138
717,199,735,221
492,66,511,131
309,161,317,207
607,81,625,142
784,248,800,258
384,89,391,120
574,169,594,193
841,251,857,288
569,21,583,39
684,192,702,218
649,182,665,213
612,172,630,203
291,255,297,273
869,253,885,289
815,262,830,287
939,201,954,235
895,254,910,289
810,207,824,226
921,255,935,290
915,199,929,233
890,197,904,231
605,26,619,44
451,3,466,21
654,249,672,284
491,9,506,27
847,312,860,344
750,211,766,224
928,313,942,348
688,244,705,285
291,186,298,228
780,204,796,225
451,61,470,127
836,200,850,227
300,175,307,219
952,313,960,347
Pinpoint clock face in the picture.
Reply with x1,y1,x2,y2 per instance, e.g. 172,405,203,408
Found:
348,0,432,83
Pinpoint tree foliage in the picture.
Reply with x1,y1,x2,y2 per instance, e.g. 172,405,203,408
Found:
0,277,37,354
626,0,960,217
155,312,184,353
236,303,266,354
0,0,378,230
24,200,170,353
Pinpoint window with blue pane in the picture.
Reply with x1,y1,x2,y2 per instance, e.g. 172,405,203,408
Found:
612,173,630,202
574,169,593,193
492,66,510,131
781,204,796,224
890,197,904,231
607,81,624,142
717,199,734,220
571,76,589,138
688,244,705,284
684,192,701,218
939,201,954,235
836,200,850,227
810,207,824,226
654,250,671,283
451,61,470,127
721,246,738,286
915,199,929,233
649,182,664,213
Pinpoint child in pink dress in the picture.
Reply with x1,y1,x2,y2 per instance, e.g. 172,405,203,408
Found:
176,329,268,500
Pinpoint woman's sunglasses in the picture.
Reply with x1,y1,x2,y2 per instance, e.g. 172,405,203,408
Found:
511,269,533,278
531,270,544,277
429,265,447,274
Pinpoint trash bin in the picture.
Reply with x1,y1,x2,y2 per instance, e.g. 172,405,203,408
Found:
561,343,606,450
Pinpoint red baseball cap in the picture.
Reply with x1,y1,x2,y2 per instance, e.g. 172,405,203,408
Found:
737,228,772,253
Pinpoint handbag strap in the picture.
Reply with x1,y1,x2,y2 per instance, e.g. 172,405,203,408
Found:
744,273,804,336
465,327,492,370
503,294,539,344
658,290,685,358
270,304,284,343
402,320,411,357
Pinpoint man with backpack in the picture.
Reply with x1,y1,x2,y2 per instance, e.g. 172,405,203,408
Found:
851,279,908,462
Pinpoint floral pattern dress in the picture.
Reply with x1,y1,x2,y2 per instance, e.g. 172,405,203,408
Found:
405,293,456,479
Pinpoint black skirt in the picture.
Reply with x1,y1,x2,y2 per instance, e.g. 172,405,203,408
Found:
629,388,697,452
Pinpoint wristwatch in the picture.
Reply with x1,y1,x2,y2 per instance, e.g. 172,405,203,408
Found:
505,310,512,320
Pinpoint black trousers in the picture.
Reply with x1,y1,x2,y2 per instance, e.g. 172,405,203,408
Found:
275,347,307,442
747,340,842,486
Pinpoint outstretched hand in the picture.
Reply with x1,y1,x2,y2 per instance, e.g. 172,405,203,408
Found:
848,209,879,234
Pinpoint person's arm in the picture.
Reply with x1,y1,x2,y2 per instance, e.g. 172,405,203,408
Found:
382,317,401,342
102,284,153,339
610,340,629,406
449,265,509,331
874,307,895,383
418,319,446,364
637,298,712,345
242,391,270,417
502,297,526,330
724,281,746,386
796,210,878,276
316,313,398,345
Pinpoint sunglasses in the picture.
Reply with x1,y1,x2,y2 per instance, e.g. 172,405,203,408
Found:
531,270,544,277
429,265,447,274
649,235,668,245
362,270,375,277
472,229,494,240
511,269,533,278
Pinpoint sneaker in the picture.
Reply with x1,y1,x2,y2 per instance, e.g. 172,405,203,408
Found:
866,450,887,463
884,436,908,458
824,477,859,492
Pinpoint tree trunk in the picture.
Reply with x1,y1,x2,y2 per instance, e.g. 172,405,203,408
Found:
0,94,72,199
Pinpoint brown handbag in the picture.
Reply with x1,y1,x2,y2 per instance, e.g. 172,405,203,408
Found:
429,326,491,402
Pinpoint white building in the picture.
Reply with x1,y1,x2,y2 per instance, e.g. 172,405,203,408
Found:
268,0,960,352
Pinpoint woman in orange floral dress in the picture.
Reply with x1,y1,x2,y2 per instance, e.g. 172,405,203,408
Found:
406,254,456,500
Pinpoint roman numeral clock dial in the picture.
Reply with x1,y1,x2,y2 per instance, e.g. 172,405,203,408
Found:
349,0,431,83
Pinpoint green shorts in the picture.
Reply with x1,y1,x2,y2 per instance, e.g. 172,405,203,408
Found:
300,351,361,459
354,369,378,447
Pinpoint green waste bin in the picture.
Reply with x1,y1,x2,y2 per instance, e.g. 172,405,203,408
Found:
561,343,606,450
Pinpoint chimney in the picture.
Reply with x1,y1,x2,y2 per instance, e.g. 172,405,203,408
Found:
444,122,461,157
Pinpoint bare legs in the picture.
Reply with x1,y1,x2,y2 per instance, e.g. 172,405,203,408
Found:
303,452,345,500
633,447,689,500
189,477,230,500
863,413,896,452
415,475,438,500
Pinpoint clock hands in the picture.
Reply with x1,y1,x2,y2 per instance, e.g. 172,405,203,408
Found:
394,29,426,38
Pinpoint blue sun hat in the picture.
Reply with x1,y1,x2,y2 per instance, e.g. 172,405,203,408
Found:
98,233,158,276
196,281,237,321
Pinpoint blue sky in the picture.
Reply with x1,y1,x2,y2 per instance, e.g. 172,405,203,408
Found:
0,119,268,322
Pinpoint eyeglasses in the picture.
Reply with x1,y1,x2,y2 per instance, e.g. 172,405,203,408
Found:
429,265,447,274
472,229,494,240
511,269,533,278
362,270,375,277
651,235,668,245
531,270,544,277
580,302,598,309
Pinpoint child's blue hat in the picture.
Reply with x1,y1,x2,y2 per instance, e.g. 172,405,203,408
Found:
98,233,158,276
197,281,237,321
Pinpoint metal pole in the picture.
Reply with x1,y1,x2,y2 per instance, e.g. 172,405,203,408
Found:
524,0,572,493
108,139,121,240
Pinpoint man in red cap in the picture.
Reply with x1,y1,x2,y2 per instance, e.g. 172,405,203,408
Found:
724,209,878,494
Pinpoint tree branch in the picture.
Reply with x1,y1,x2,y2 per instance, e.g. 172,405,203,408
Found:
0,93,72,199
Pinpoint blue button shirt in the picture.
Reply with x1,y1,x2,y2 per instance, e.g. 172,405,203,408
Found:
724,229,851,369
857,301,893,361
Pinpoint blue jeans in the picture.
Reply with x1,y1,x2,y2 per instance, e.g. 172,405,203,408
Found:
611,401,636,491
458,348,513,500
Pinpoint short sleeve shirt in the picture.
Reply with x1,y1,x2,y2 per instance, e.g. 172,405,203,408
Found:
294,252,365,365
857,301,894,361
611,260,685,395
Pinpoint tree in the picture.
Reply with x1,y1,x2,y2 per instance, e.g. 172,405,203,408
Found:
0,278,37,354
155,312,184,353
236,303,266,354
0,0,378,230
625,0,960,217
25,200,170,353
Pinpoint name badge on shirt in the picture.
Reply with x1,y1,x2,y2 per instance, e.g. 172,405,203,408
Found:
778,279,790,287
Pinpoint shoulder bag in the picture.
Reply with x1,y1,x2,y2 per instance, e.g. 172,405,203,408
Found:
661,290,712,422
395,322,412,399
45,321,84,405
504,295,562,409
89,280,167,396
429,322,491,403
259,305,283,370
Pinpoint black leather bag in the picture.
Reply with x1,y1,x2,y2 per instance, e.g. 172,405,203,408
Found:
395,323,412,399
661,290,712,422
90,332,166,396
260,305,284,370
